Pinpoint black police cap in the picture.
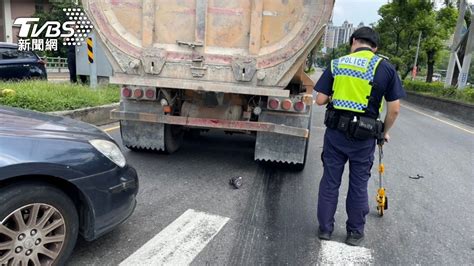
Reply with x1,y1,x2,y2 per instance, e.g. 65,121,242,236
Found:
350,27,380,48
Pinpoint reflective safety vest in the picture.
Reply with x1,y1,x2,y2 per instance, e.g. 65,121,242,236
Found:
331,50,383,114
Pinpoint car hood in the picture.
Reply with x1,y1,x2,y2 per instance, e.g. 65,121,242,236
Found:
0,106,111,141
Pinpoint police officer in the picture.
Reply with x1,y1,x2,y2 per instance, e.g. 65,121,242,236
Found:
314,27,405,246
67,45,87,84
67,45,78,83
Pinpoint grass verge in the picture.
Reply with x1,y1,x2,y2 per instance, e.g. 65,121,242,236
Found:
403,80,474,104
0,80,119,112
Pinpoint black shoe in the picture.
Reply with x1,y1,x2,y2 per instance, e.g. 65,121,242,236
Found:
318,229,332,240
345,231,364,246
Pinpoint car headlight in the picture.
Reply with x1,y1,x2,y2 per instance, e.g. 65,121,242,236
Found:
89,139,126,168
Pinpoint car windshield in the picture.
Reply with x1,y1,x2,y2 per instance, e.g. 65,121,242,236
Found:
0,47,37,60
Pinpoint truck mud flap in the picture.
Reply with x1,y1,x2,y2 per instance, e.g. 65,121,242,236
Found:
119,101,165,151
120,120,165,151
255,111,310,165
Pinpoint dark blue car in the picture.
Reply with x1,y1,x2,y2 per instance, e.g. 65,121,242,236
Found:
0,106,138,265
0,42,47,81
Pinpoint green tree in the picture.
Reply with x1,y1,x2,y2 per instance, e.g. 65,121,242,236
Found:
376,0,431,79
434,48,450,72
316,44,350,68
422,6,457,82
34,1,80,58
376,0,457,82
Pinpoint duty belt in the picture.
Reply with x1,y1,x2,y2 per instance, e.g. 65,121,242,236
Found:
324,109,384,141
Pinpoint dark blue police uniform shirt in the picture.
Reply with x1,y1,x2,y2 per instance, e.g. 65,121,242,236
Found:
315,48,406,117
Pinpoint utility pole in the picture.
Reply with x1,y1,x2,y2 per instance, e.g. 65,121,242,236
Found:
445,0,467,88
411,32,422,80
87,33,98,89
2,0,13,43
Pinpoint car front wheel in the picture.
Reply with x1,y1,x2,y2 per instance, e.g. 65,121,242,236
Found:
0,183,79,265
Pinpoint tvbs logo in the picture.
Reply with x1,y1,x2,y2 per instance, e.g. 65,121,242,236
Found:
14,18,75,38
13,7,93,51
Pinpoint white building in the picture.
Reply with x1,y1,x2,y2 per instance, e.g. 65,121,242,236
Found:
323,21,364,50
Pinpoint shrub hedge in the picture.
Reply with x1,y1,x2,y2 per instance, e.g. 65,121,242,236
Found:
403,80,474,104
0,81,119,112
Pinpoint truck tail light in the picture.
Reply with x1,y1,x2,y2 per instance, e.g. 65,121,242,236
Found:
145,89,155,99
294,101,306,112
122,87,132,98
281,99,292,110
269,98,280,109
134,88,143,98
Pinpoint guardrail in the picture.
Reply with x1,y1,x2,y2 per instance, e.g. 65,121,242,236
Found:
42,57,69,73
403,91,474,126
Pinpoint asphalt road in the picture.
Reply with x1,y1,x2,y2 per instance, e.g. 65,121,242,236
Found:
67,101,473,265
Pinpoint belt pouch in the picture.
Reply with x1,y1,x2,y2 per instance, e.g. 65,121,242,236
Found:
324,110,339,129
353,116,376,140
337,116,350,132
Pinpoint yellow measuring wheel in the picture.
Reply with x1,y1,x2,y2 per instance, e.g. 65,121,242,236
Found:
376,144,388,216
376,187,387,216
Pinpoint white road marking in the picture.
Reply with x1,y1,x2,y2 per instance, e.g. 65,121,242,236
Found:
119,209,229,266
318,240,374,265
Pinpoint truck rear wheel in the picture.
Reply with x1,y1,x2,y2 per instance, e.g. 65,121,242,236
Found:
164,125,183,154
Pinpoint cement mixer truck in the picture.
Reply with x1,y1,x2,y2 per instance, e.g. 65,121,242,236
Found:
82,0,334,170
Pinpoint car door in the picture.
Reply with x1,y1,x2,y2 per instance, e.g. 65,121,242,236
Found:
0,47,30,80
20,50,46,79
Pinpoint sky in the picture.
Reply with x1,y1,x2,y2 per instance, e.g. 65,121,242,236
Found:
331,0,474,26
331,0,386,26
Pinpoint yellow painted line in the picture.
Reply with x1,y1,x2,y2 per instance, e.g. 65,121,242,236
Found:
401,103,473,134
104,125,120,132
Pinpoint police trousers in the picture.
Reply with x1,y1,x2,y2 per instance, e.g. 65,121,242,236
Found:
317,128,375,234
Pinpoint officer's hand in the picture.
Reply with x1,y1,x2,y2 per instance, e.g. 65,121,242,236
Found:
384,132,390,143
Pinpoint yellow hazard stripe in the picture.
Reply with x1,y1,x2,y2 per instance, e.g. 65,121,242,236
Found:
87,37,94,63
87,50,94,60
